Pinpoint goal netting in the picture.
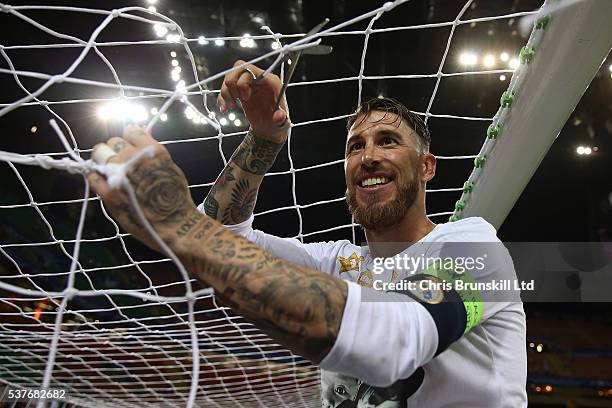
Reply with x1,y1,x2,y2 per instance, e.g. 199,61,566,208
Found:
0,0,608,406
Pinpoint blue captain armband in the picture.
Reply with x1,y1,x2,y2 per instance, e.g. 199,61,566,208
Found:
391,265,484,356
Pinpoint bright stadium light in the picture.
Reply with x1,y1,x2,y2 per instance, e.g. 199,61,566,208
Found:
214,39,225,46
239,34,256,48
228,112,236,121
166,34,181,43
170,51,177,58
97,101,148,123
509,58,520,69
184,106,194,120
159,113,168,122
147,6,156,13
198,36,209,45
271,42,280,50
500,52,509,62
153,24,168,38
234,119,242,127
459,52,478,66
499,75,506,81
171,59,179,67
147,0,157,4
576,145,593,155
219,117,228,126
483,54,496,68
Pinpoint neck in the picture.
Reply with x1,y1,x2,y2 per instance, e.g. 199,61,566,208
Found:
364,198,436,258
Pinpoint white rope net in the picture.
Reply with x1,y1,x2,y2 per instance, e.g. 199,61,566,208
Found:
0,1,548,406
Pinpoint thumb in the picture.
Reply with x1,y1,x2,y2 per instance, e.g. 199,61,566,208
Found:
272,108,289,128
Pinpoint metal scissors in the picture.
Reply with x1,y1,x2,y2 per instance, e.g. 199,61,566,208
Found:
253,19,333,108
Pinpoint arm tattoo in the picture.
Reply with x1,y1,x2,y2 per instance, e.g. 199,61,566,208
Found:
231,130,284,175
178,220,348,363
221,179,258,224
127,155,194,225
203,165,236,219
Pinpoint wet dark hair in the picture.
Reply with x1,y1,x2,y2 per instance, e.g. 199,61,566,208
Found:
346,97,431,151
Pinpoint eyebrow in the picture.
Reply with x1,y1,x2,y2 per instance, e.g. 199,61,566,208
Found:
346,128,404,147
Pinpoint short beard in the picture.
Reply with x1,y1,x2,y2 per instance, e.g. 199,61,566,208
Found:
346,179,419,231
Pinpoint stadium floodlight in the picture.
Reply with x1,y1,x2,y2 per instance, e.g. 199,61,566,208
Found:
576,145,593,155
509,58,520,69
184,106,194,120
228,112,236,121
459,52,478,66
483,54,496,68
153,23,168,38
271,41,280,50
147,0,157,4
166,33,181,43
219,117,228,126
499,75,507,81
234,119,242,127
159,113,168,122
198,36,209,45
97,101,148,123
500,52,510,62
147,6,156,13
239,34,256,48
214,39,225,46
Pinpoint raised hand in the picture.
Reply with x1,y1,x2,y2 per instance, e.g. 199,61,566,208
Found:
88,125,201,250
218,60,290,143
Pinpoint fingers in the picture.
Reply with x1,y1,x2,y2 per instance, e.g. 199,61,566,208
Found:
235,69,254,102
123,125,155,148
273,107,289,128
218,60,264,112
87,170,110,197
92,143,117,165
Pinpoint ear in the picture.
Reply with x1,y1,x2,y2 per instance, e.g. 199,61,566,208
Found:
420,153,436,183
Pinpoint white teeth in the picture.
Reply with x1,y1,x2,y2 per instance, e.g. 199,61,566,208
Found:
361,177,388,187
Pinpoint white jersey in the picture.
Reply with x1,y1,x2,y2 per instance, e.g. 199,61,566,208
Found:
213,210,527,408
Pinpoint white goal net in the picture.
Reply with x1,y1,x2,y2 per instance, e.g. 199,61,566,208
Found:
0,0,583,406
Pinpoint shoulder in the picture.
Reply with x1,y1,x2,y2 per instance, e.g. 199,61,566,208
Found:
429,217,499,243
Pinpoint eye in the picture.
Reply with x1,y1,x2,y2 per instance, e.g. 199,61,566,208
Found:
380,136,396,145
348,142,364,152
334,385,347,395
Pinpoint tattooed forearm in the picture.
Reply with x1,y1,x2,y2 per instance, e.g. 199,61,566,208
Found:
231,130,284,175
221,179,258,224
176,218,348,363
128,156,194,225
203,131,282,225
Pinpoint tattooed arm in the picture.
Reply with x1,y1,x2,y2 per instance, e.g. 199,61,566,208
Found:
203,60,289,224
89,126,347,363
202,130,284,224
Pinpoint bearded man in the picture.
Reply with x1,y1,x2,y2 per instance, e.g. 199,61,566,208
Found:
90,60,527,407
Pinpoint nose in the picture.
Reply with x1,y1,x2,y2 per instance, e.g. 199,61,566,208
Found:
361,142,381,169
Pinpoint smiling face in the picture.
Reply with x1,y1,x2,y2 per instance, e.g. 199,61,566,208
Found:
345,110,426,231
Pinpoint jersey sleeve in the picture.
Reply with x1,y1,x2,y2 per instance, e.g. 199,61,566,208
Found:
319,281,440,387
197,205,339,273
320,218,523,387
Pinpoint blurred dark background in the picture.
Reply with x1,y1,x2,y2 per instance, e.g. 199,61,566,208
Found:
0,0,611,406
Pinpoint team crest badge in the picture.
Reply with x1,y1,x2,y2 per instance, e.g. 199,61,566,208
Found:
356,270,374,288
338,253,364,274
411,276,445,304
